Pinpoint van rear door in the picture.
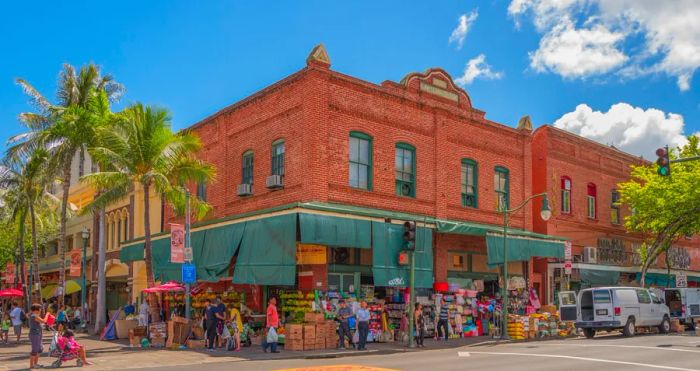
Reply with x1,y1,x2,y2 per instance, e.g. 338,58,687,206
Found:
559,291,578,321
592,289,614,322
686,288,700,318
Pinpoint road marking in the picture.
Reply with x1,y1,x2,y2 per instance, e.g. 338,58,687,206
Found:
519,342,700,354
459,351,700,371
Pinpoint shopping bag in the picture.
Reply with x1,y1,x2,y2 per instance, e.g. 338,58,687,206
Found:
266,327,278,343
352,330,359,344
221,325,231,339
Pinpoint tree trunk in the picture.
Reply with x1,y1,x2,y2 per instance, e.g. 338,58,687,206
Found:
29,202,42,306
143,182,154,287
78,146,85,177
58,162,72,307
665,252,672,288
18,215,28,311
94,207,107,334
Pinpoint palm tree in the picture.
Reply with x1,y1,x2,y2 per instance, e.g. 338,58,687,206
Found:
7,63,123,306
83,103,214,288
0,149,59,304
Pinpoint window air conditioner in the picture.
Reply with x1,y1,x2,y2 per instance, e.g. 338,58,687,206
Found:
237,183,253,196
266,175,284,189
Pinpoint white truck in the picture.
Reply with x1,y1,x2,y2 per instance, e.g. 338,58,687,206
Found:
559,287,671,338
663,288,700,327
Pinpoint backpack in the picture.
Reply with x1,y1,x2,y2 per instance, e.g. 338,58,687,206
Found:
20,310,27,323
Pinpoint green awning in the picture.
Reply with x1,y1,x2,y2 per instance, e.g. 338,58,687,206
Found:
299,213,371,248
486,234,564,267
371,221,433,288
437,219,566,241
233,213,297,285
195,222,245,281
581,270,621,287
120,244,144,262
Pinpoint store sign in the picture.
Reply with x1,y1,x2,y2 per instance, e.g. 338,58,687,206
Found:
5,263,15,284
597,238,626,265
387,277,405,287
170,224,185,263
676,273,688,288
296,244,327,265
564,241,572,260
69,249,81,277
181,263,196,284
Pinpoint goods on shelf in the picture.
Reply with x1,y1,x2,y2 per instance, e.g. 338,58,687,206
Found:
507,316,528,340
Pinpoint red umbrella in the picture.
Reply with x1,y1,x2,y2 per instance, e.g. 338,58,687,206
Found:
143,281,185,293
0,288,23,297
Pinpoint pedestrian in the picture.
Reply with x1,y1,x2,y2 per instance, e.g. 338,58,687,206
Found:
336,300,354,349
138,298,150,327
261,297,280,353
28,303,50,369
216,296,226,348
204,299,224,351
57,329,93,365
414,303,426,348
2,312,10,344
56,305,67,332
437,297,449,341
355,301,370,350
229,305,243,351
9,301,23,343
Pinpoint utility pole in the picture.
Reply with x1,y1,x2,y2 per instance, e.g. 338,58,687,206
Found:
185,190,192,320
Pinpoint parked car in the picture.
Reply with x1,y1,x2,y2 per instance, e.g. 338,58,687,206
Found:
559,287,670,338
663,288,700,327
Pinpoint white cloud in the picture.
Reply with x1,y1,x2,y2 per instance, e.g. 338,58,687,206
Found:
455,54,504,86
553,103,688,158
509,0,700,90
449,11,478,50
530,17,627,77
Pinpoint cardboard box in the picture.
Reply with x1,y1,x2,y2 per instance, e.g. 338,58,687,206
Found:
186,339,206,349
285,339,304,351
305,312,325,323
304,325,317,339
286,324,304,340
303,341,315,351
129,335,142,347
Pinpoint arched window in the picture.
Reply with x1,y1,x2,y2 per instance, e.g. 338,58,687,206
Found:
561,176,572,214
395,143,416,198
349,132,372,190
271,139,285,178
197,180,207,201
242,150,254,185
494,166,509,211
587,183,597,219
461,159,478,207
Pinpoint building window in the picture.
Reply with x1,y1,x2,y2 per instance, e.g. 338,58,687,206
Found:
242,151,254,185
611,189,620,224
395,143,416,197
349,132,372,190
447,252,468,271
561,176,571,214
587,183,597,219
461,159,478,208
117,219,122,245
197,180,207,201
494,166,509,211
271,139,285,178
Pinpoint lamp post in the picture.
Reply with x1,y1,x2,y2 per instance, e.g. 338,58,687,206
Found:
81,226,90,327
499,193,551,340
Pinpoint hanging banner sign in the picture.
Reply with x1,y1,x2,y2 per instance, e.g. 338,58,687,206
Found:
564,241,572,260
5,263,15,284
170,223,185,263
296,244,327,265
70,249,82,277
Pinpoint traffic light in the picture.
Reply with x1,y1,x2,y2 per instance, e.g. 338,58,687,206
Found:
656,147,671,176
398,252,409,265
403,221,416,250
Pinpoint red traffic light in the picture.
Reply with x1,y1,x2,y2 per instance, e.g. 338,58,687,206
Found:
398,252,409,265
656,148,666,157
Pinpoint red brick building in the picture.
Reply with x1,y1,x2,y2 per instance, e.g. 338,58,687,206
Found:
532,126,700,303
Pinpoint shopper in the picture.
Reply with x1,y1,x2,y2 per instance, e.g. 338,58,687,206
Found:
204,299,219,351
9,301,23,343
356,301,370,351
229,305,243,351
56,305,67,332
262,297,280,353
437,297,449,341
2,312,10,344
414,303,426,348
28,303,49,369
215,296,226,348
336,300,354,349
138,298,150,327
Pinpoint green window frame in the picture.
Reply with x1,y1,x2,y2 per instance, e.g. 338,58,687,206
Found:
197,180,207,201
242,151,254,185
349,131,372,190
271,139,285,178
395,142,416,198
494,166,509,211
561,176,571,214
461,158,478,207
610,189,620,224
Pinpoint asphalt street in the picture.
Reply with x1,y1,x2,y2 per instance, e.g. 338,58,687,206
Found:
141,334,700,371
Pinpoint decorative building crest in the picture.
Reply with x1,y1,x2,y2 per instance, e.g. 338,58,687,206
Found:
517,115,533,131
306,44,331,67
398,68,472,108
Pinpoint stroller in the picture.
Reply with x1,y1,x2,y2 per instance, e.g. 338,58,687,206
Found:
48,329,83,368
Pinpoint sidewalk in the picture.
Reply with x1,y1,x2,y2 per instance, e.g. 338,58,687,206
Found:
0,333,492,370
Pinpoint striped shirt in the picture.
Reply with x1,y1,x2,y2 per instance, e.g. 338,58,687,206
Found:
439,304,449,320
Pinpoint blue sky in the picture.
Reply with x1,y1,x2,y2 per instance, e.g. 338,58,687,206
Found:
1,1,698,158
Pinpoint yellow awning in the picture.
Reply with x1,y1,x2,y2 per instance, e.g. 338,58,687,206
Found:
40,285,57,299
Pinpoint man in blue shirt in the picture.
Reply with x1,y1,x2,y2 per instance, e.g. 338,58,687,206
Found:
355,301,370,350
336,300,354,349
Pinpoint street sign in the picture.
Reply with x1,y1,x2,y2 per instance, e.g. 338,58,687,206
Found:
564,261,572,275
676,273,687,288
182,263,196,284
184,247,193,262
564,241,572,260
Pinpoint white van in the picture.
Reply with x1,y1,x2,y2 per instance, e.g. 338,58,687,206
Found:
663,288,700,326
559,287,670,338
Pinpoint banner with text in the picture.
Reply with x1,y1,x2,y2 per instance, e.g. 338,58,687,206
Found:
70,249,82,277
170,223,185,263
